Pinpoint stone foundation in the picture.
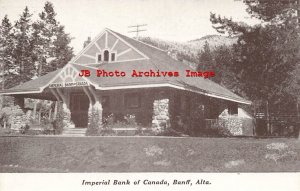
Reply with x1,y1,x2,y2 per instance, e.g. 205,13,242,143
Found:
9,106,31,131
152,99,170,133
219,116,243,135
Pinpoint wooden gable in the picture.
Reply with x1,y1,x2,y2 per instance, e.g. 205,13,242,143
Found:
73,29,148,65
48,65,90,88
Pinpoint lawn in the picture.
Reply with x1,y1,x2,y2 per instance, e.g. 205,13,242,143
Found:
0,136,299,172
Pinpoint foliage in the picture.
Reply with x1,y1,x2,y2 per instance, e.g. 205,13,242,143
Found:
86,111,102,136
32,1,73,76
196,126,232,137
0,16,14,90
197,41,239,87
156,128,184,137
26,118,54,135
11,7,36,88
243,0,298,22
103,113,138,128
0,105,24,128
19,124,30,134
0,2,73,89
209,0,300,115
86,113,140,136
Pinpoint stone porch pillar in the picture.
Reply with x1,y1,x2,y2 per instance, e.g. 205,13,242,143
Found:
152,94,170,133
83,86,103,129
53,88,74,128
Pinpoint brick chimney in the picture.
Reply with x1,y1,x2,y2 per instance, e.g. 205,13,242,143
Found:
83,36,91,48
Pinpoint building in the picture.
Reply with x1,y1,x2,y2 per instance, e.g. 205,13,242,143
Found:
0,28,251,135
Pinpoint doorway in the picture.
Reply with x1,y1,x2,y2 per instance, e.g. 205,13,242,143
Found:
70,93,89,128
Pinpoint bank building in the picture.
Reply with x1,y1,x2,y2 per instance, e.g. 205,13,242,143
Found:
0,28,253,136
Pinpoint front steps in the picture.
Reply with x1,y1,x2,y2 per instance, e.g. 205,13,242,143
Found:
62,127,86,136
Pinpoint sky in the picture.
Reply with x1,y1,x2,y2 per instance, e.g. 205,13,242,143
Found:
0,0,258,54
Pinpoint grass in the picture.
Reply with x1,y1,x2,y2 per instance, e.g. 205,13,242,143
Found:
0,136,299,172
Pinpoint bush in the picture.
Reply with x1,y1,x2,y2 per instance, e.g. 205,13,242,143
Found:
86,110,102,136
87,113,140,136
156,128,184,137
20,124,30,134
0,105,25,128
103,113,138,128
196,121,232,137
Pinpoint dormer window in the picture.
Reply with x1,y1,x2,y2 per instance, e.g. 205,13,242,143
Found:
111,53,115,61
104,50,109,62
96,50,116,63
97,54,102,62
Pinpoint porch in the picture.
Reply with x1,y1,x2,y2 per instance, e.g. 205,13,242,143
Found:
10,85,242,136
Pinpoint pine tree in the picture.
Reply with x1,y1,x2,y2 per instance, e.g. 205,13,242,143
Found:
197,42,238,86
210,0,300,135
0,15,15,109
13,6,35,86
197,41,214,71
51,25,73,70
32,1,73,76
0,15,14,89
31,2,73,119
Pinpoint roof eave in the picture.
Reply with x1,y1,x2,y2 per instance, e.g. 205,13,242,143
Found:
0,89,42,95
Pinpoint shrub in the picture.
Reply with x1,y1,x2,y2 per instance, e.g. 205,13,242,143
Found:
0,106,25,128
103,113,138,129
156,128,184,137
19,124,30,134
86,110,102,136
203,121,232,137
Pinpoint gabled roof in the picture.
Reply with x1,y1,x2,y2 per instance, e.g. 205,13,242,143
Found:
0,28,251,105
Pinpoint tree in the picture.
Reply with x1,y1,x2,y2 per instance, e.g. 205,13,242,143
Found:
31,2,73,119
0,16,14,88
51,25,73,70
32,1,73,76
12,6,35,87
197,41,239,88
243,0,299,22
197,41,214,71
0,15,15,108
210,0,300,135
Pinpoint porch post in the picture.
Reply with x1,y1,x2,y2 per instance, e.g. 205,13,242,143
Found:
83,86,94,127
88,86,103,128
50,89,61,120
56,88,75,128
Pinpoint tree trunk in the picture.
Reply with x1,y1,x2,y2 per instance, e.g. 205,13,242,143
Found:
297,99,300,139
0,65,4,110
53,101,58,120
266,100,271,135
49,108,52,120
38,110,41,125
32,101,37,119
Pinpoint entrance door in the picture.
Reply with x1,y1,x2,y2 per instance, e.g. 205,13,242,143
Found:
70,93,89,128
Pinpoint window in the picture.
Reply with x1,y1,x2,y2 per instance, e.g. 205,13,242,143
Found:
97,54,102,62
228,102,238,115
104,50,109,61
125,93,141,108
111,53,115,61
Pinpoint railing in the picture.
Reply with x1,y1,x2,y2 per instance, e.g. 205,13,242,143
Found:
204,119,220,129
